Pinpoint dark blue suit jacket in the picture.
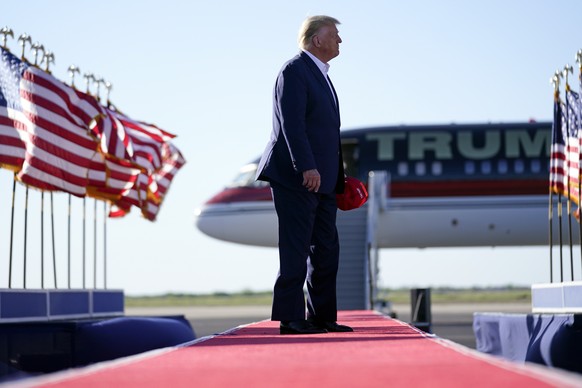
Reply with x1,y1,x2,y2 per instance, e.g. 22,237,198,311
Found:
256,51,345,194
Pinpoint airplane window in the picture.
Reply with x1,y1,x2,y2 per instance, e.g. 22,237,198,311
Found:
431,161,442,176
465,161,476,175
531,160,541,173
228,164,264,188
398,162,408,176
415,162,426,176
228,170,254,187
514,159,525,174
481,161,492,174
341,140,360,178
498,160,508,174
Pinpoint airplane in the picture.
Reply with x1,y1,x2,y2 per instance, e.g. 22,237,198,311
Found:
195,121,571,248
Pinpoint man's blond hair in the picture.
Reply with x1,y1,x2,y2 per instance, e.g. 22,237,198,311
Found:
298,15,340,50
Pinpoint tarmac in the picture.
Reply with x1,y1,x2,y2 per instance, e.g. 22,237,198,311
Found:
125,302,532,349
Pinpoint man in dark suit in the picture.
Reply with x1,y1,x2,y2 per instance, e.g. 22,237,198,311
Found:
256,15,353,335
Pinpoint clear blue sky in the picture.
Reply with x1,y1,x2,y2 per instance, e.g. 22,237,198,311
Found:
1,1,581,295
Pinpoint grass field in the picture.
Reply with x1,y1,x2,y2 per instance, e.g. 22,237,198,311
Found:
125,287,532,307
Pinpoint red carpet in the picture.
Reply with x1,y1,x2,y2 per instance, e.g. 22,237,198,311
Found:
21,311,582,387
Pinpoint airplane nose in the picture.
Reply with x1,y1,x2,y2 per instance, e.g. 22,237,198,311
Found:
195,202,278,247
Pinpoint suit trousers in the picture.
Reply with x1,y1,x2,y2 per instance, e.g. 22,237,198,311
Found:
270,181,340,322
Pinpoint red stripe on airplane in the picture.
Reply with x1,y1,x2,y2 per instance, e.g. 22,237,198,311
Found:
204,179,547,204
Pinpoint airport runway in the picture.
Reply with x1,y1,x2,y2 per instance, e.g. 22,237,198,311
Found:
126,302,531,349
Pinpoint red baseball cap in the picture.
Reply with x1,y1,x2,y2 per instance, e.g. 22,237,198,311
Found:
336,176,368,211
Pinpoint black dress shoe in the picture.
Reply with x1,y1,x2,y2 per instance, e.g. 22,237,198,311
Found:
308,319,354,332
280,320,328,335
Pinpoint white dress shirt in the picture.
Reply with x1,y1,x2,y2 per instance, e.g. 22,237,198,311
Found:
302,50,337,106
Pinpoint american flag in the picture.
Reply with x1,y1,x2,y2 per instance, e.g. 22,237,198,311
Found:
0,47,105,196
0,49,28,172
153,142,185,201
86,109,142,201
108,141,186,222
563,84,581,204
86,150,142,201
0,46,186,221
550,90,566,196
103,108,186,221
108,151,186,221
108,107,175,172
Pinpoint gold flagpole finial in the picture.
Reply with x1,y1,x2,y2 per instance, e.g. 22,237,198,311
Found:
0,27,13,49
551,70,562,94
17,33,32,60
576,50,582,72
41,51,54,73
93,76,104,101
563,64,573,87
83,73,95,94
68,65,81,88
104,81,113,106
31,42,44,66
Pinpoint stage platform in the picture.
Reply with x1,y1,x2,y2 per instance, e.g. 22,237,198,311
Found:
531,281,582,313
0,315,196,381
0,289,124,323
7,310,582,388
0,288,196,382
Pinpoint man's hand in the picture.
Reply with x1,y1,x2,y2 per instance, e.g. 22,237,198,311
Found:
302,169,321,192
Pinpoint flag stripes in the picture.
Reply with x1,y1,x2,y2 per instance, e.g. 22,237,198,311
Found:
0,46,185,221
15,66,101,196
551,82,582,206
0,109,26,170
550,91,566,195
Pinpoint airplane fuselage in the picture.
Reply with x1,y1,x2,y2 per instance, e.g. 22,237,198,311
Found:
195,122,571,248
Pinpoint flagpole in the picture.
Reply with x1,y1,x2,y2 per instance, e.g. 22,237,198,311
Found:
94,198,97,288
33,43,48,289
83,197,86,289
68,65,81,290
8,174,16,288
551,69,565,283
549,189,554,282
103,82,112,290
103,201,107,289
95,77,103,290
22,40,45,289
563,77,574,281
41,191,44,288
68,194,71,289
50,192,57,288
35,48,60,290
92,75,109,290
559,194,564,282
93,76,99,289
18,34,32,289
548,69,557,282
83,71,95,289
23,184,28,288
